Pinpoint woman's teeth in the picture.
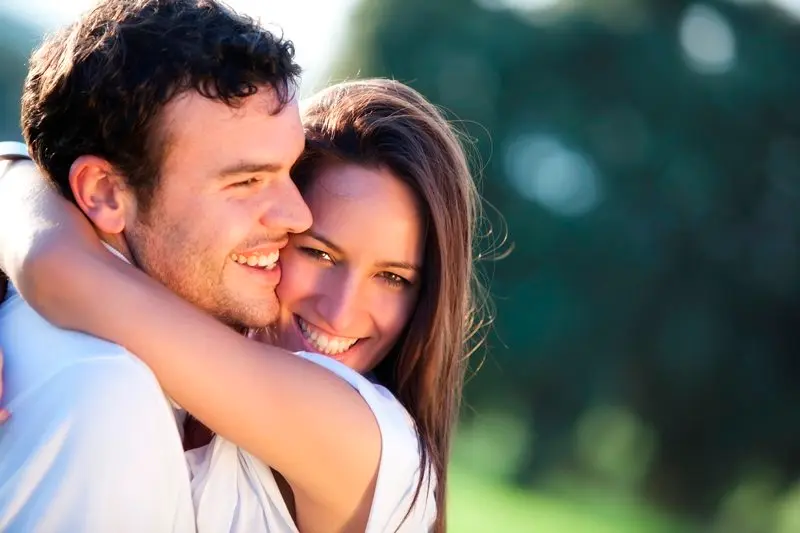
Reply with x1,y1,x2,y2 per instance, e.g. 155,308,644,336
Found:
298,317,358,355
230,251,279,269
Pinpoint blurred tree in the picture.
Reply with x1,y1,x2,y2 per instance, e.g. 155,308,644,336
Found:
330,0,800,519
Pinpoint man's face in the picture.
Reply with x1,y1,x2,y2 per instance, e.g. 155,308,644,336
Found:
125,88,312,328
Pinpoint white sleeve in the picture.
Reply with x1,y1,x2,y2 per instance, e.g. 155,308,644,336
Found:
0,358,196,533
295,352,438,532
360,384,437,532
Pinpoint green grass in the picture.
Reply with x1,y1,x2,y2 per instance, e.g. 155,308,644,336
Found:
448,465,696,533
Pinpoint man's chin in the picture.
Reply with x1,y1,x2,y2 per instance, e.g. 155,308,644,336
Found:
214,298,279,332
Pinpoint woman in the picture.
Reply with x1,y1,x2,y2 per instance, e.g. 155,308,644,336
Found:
0,79,487,532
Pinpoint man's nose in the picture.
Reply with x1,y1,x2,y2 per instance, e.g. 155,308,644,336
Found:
260,177,312,234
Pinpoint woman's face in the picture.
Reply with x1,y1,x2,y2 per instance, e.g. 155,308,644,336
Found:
274,162,425,374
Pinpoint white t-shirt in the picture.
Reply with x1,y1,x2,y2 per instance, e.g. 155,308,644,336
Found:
186,352,437,533
0,284,196,532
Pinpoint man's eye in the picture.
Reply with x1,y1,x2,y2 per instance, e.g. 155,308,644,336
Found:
231,177,262,188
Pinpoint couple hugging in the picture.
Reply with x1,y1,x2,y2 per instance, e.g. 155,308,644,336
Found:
0,1,489,532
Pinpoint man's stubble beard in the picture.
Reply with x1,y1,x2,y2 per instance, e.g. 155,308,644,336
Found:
123,217,279,332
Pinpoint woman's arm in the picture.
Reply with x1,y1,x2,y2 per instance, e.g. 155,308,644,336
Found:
0,162,381,530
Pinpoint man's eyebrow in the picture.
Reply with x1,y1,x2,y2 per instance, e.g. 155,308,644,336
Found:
217,161,283,177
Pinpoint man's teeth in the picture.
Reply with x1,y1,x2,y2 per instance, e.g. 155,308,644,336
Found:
230,251,279,269
298,317,358,355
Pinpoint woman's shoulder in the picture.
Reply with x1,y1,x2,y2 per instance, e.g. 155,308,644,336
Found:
294,352,437,531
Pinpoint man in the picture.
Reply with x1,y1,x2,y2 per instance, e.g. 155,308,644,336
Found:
0,0,312,531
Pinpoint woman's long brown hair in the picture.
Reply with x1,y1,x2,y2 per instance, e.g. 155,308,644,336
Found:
292,79,488,533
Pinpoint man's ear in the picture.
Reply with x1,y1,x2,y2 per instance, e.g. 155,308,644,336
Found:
69,156,133,235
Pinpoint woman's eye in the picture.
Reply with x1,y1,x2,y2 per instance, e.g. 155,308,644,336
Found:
299,247,334,264
380,272,411,288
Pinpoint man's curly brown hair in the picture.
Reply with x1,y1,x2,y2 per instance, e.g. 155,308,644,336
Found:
21,0,301,213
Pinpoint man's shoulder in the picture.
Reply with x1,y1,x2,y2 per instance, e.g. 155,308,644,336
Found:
1,294,166,415
1,284,135,365
0,348,178,461
0,340,180,472
46,351,163,397
5,352,169,425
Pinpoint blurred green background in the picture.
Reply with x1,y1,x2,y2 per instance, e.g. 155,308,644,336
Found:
2,1,799,531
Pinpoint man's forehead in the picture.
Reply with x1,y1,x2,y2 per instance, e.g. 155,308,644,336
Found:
244,84,300,116
158,89,300,143
161,87,296,127
153,89,303,178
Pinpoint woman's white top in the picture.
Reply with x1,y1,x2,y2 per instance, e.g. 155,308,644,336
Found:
185,352,437,533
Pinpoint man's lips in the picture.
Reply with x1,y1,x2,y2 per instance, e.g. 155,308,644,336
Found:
229,250,280,268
